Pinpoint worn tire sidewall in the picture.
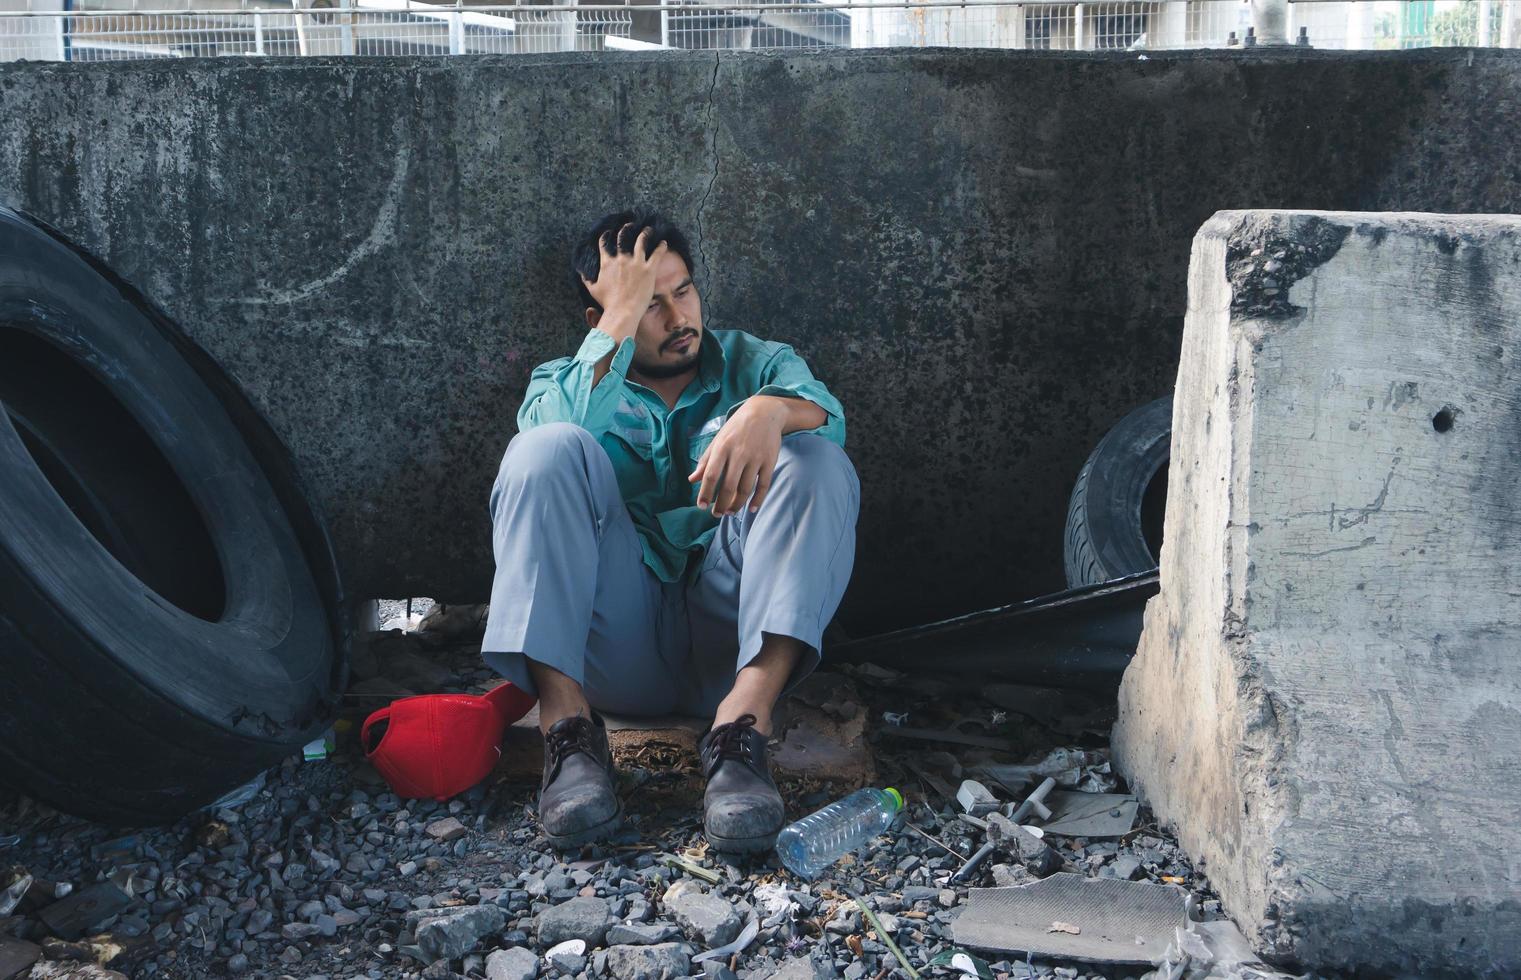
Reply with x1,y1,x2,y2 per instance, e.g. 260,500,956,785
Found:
0,211,335,819
1064,396,1173,587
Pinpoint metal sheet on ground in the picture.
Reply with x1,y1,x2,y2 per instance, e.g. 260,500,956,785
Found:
953,874,1187,963
1040,791,1140,838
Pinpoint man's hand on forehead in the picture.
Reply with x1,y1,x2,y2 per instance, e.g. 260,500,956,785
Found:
580,222,669,317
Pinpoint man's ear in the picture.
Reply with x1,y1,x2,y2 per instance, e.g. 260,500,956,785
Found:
585,307,601,329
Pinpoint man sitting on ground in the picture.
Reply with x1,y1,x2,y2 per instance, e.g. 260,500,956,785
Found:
481,210,860,852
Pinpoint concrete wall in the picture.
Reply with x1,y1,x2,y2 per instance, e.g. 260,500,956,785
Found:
3,49,1521,633
1113,210,1521,976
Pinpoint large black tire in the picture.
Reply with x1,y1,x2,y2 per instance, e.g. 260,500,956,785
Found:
1063,396,1172,588
0,207,347,825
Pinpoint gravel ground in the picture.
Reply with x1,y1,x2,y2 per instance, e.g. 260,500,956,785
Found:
0,626,1288,980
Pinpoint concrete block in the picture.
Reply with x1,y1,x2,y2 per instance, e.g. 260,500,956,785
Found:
1113,210,1521,977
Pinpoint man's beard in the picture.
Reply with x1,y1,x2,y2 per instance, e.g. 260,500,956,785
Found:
632,332,701,379
632,351,700,379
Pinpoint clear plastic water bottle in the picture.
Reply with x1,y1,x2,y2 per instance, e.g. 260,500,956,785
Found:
775,787,904,878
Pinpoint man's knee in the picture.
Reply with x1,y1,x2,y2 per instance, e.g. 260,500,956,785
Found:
498,422,596,482
774,434,859,498
490,423,602,520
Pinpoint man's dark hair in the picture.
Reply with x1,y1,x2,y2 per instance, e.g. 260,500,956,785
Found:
571,209,697,314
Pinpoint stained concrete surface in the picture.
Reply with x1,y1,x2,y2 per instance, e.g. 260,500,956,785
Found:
1113,210,1521,976
4,50,1521,631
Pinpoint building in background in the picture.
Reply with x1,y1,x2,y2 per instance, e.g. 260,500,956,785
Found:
2,0,1518,60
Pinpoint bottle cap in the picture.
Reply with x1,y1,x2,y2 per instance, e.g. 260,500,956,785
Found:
884,787,904,811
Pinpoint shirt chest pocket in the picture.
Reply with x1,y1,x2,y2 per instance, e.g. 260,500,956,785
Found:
687,415,726,467
608,400,655,460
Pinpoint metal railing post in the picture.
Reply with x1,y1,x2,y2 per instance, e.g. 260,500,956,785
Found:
291,0,310,54
254,9,265,51
449,0,463,52
1073,1,1083,48
339,0,355,53
1249,0,1288,45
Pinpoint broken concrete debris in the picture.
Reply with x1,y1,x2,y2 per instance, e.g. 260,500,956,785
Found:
0,637,1234,980
985,814,1063,878
954,875,1188,963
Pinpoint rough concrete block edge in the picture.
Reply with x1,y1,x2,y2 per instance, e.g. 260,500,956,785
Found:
1116,208,1521,974
1113,209,1313,965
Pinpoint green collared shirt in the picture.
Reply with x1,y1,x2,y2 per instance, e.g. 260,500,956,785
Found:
518,328,846,583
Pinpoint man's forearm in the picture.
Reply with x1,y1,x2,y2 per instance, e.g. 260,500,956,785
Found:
589,309,642,388
749,394,827,434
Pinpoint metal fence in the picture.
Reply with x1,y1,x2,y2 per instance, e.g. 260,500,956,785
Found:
1,0,1518,60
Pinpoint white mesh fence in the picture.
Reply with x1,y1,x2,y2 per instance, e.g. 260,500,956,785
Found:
1,0,1517,59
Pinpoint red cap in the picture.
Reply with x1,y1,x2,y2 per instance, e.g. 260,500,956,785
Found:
361,683,536,801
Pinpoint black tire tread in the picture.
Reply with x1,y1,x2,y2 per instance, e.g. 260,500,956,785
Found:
1063,396,1173,588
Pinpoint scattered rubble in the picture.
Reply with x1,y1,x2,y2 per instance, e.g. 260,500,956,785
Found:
0,634,1331,979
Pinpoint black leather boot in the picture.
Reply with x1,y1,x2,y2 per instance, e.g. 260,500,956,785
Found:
699,714,785,854
539,713,622,849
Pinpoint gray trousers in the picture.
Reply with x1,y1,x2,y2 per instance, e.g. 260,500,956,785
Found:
480,422,860,717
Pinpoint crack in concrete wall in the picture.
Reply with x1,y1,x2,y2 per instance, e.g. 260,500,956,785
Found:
694,50,723,290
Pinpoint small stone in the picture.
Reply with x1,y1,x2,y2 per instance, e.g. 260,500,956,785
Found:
770,954,835,980
664,887,741,946
548,951,587,973
426,817,468,843
536,895,614,948
990,863,1033,888
1108,855,1144,881
607,921,680,945
604,942,691,979
416,905,508,961
484,946,539,980
421,960,455,979
227,953,249,974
